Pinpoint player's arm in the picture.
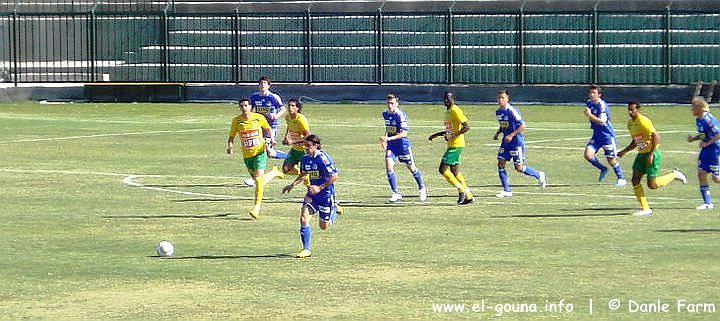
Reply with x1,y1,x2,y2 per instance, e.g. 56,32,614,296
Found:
308,172,338,196
504,122,524,143
282,171,310,193
584,107,607,125
428,130,445,141
273,105,287,120
445,121,469,141
380,129,408,143
260,118,275,146
226,135,235,154
700,133,720,148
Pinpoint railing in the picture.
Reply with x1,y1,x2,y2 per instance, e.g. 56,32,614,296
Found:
0,1,718,85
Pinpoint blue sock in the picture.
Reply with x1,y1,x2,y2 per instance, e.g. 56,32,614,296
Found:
700,185,712,204
522,166,540,179
273,150,288,159
613,163,625,180
499,168,511,192
330,207,338,223
387,171,399,193
412,169,425,189
588,157,608,172
300,224,311,250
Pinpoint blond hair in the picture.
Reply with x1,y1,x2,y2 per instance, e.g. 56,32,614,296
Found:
692,96,710,112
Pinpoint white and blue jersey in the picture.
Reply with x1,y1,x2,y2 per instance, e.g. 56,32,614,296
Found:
382,109,415,165
586,99,619,157
496,104,527,164
301,150,338,222
249,91,283,137
696,112,720,176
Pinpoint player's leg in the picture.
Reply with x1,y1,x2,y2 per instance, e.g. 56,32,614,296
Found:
318,194,336,230
283,149,309,186
451,164,474,204
402,147,426,201
605,138,626,186
647,150,686,189
696,150,718,209
439,149,463,192
585,141,608,181
630,154,652,216
297,203,313,258
267,128,287,159
245,154,267,219
385,150,402,202
497,149,512,197
512,146,546,188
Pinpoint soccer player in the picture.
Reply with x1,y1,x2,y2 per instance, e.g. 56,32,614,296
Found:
249,76,287,160
227,98,284,219
379,93,427,203
281,99,311,180
584,85,626,187
428,92,474,205
687,96,720,210
493,90,547,198
617,101,687,216
282,135,339,258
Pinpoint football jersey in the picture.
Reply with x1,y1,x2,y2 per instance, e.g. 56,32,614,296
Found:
444,105,468,148
249,91,283,129
586,98,616,140
627,113,657,154
301,150,338,196
285,113,311,152
697,112,720,151
382,108,411,149
496,104,525,146
228,112,271,158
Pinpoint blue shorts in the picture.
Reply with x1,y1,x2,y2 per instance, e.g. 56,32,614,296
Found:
698,147,720,176
586,136,618,158
386,145,415,165
498,143,526,165
303,192,336,223
264,127,280,150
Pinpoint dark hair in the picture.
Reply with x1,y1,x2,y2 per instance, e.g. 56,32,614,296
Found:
589,85,601,93
288,98,302,113
387,93,398,100
497,89,509,96
628,100,641,109
239,97,251,105
304,134,321,147
258,76,271,85
444,91,455,102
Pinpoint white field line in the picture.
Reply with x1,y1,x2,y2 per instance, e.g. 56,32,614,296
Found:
122,175,234,199
0,114,205,124
0,128,219,144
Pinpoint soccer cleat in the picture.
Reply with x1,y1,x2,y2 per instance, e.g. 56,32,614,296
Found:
273,166,285,179
696,203,714,210
598,168,608,182
388,193,403,203
248,208,260,219
538,171,547,188
335,203,344,215
419,187,428,201
673,168,688,184
243,178,256,187
632,209,654,217
496,191,513,198
615,178,627,187
296,249,312,258
460,197,475,205
456,192,467,204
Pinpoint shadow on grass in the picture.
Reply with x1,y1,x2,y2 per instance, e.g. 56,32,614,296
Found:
656,229,720,233
102,213,254,220
142,183,249,188
491,212,630,219
149,253,294,259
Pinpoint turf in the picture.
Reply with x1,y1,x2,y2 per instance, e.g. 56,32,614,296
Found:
0,101,718,320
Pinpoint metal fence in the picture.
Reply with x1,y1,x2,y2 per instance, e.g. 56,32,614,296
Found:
1,0,719,84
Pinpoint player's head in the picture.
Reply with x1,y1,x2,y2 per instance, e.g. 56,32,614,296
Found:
287,98,302,115
239,98,253,114
497,90,510,108
386,93,399,111
443,92,455,107
588,85,601,102
258,76,271,92
304,134,322,154
691,96,709,116
627,100,641,119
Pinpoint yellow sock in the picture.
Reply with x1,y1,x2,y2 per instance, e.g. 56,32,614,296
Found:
254,176,265,208
456,172,469,191
655,172,676,188
287,167,300,176
441,169,463,191
633,184,650,210
302,175,310,187
262,167,278,183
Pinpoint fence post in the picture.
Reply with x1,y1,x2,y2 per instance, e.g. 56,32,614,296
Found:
304,9,312,84
446,7,454,84
233,8,239,84
88,3,97,82
591,6,598,84
517,8,525,84
376,7,383,85
664,6,672,85
11,5,17,86
161,4,170,82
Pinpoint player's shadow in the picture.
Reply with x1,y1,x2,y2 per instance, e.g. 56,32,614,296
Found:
341,199,457,207
102,213,254,220
141,183,248,188
656,229,720,233
159,253,294,259
491,212,630,219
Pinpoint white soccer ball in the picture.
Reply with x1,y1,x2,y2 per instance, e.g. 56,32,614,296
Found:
156,240,175,257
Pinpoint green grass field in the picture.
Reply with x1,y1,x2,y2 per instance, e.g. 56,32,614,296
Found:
1,101,718,320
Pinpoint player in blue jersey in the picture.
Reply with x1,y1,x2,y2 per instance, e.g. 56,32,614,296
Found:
584,85,627,187
687,96,720,210
282,134,339,258
249,76,287,160
379,93,427,203
493,90,547,198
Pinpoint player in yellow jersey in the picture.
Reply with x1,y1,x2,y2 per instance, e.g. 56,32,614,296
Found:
617,101,687,217
227,98,284,219
282,99,311,181
428,92,474,205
